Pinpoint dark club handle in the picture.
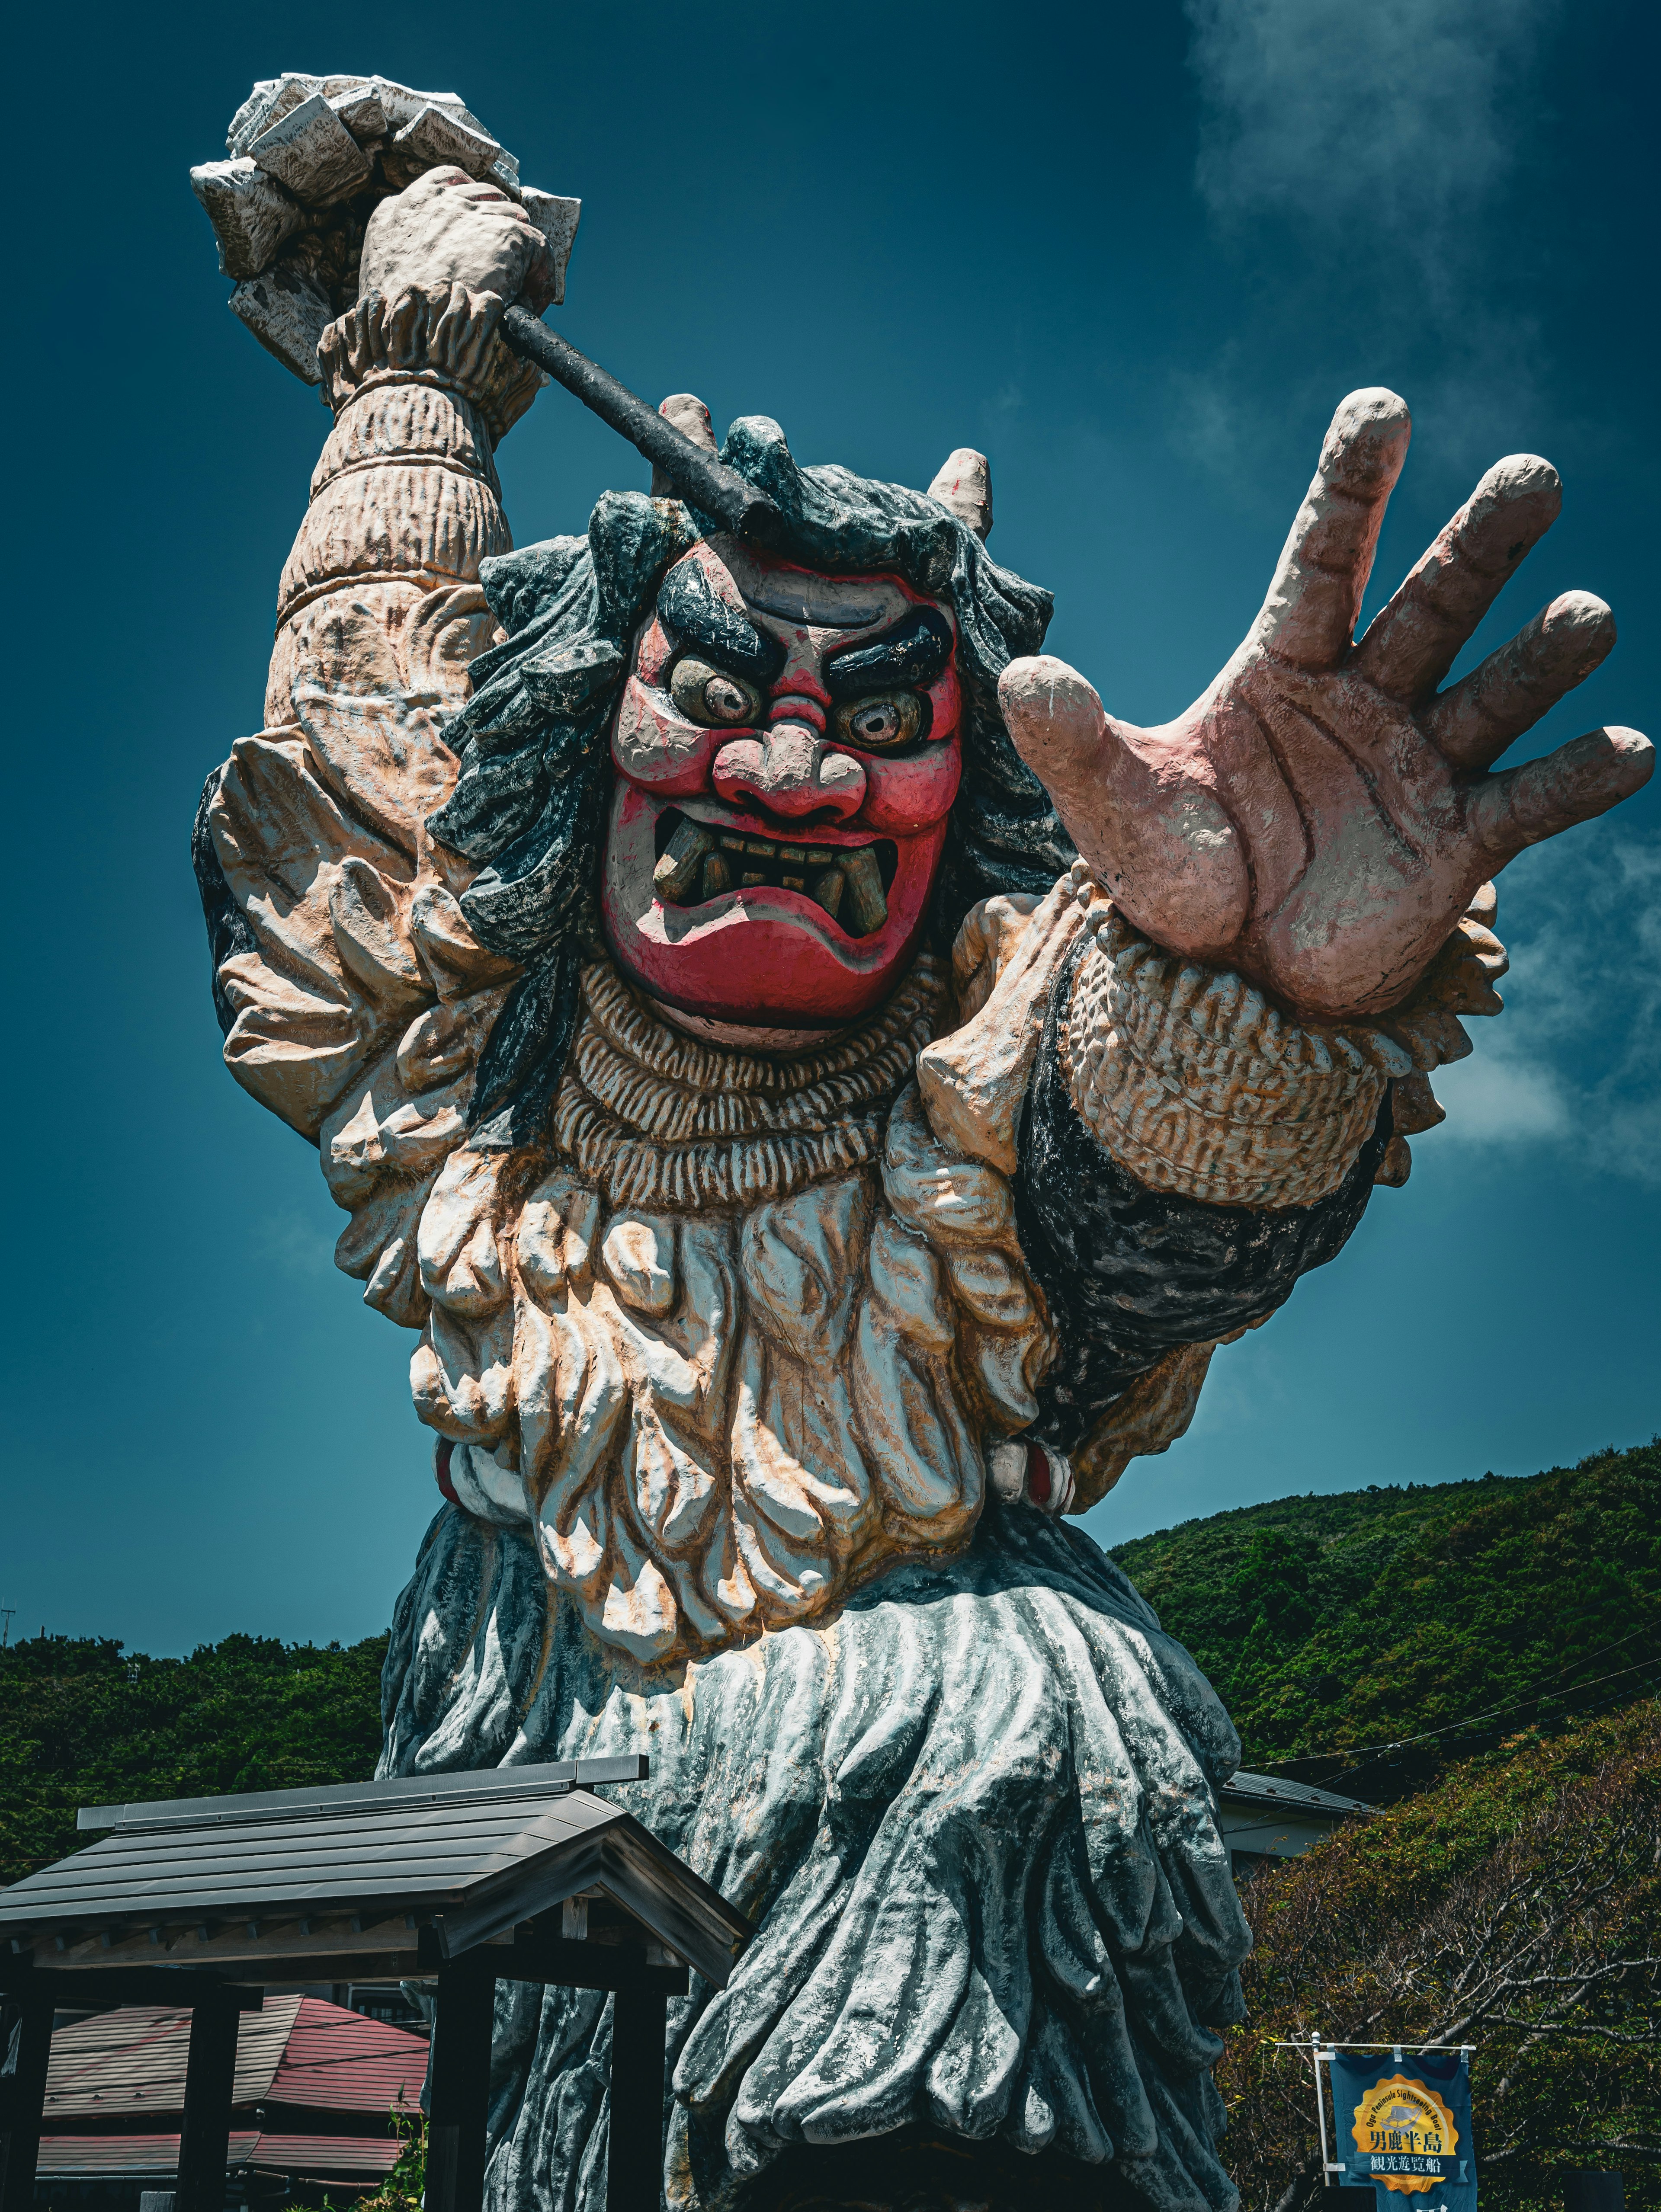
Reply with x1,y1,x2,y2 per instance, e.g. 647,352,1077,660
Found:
499,305,782,546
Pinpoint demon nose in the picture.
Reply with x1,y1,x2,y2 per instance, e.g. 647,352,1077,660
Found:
712,722,866,821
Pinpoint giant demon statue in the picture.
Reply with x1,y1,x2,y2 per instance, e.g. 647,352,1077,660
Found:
190,77,1652,2212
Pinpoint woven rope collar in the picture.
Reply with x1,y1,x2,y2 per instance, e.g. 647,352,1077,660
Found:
551,957,949,1213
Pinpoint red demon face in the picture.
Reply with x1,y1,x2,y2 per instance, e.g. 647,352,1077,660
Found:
602,537,962,1030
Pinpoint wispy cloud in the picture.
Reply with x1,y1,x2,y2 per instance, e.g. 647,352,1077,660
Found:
1433,828,1661,1185
256,1212,338,1280
1174,0,1564,490
1187,0,1552,291
1169,0,1652,1195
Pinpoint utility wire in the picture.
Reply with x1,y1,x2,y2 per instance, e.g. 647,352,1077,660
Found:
1308,1658,1661,1796
1275,1659,1660,1792
1279,1652,1658,1773
1245,1628,1660,1774
1252,1624,1653,1761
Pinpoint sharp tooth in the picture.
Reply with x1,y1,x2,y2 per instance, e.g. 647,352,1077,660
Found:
700,851,734,898
840,846,888,935
744,838,776,859
808,865,846,920
653,817,717,903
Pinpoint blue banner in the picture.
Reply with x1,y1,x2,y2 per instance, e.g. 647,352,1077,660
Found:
1327,2051,1477,2212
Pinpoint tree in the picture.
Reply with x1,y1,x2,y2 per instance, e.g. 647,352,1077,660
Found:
0,1632,388,1886
1116,1438,1661,1798
1220,1699,1661,2212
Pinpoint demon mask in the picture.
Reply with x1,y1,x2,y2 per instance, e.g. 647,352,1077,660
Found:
603,538,962,1031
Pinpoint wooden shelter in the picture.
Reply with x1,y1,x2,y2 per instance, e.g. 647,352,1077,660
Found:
0,1759,751,2212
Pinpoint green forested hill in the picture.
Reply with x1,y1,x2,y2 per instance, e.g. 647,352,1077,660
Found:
3,1440,1656,1888
1114,1435,1661,1798
1221,1697,1661,2211
0,1633,386,1886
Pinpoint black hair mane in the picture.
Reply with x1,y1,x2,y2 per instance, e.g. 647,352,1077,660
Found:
428,416,1074,1146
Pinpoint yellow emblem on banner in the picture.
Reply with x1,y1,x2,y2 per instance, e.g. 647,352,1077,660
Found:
1350,2073,1461,2196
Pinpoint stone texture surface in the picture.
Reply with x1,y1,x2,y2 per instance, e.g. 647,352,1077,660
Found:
330,84,388,145
250,90,373,206
228,261,332,382
196,77,574,385
380,1495,1251,2212
191,158,306,280
228,74,493,158
384,105,505,189
519,189,582,305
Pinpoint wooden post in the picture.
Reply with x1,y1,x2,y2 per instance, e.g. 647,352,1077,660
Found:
0,1996,55,2212
174,1986,241,2212
426,1964,496,2212
606,1983,667,2212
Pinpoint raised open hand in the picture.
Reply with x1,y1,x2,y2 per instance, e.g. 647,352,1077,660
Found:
1000,390,1653,1022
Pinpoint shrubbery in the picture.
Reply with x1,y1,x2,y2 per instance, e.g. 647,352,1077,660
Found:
1221,1700,1660,2212
4,1447,1654,2212
1116,1438,1661,1797
0,1631,386,1885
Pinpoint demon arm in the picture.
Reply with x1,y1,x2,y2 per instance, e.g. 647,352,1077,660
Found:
924,394,1652,1510
1000,388,1651,1022
194,171,558,1316
914,861,1499,1510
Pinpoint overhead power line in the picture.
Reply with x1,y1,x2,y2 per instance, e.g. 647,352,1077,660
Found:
1246,1626,1660,1774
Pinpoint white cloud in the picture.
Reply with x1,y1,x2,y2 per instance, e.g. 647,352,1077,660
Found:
1162,3,1653,1194
1172,2,1653,1193
1186,0,1553,280
1174,0,1564,489
1434,1043,1571,1143
257,1212,338,1280
1167,354,1269,496
1427,825,1661,1185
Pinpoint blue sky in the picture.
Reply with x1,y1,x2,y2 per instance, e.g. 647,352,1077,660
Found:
6,0,1655,1654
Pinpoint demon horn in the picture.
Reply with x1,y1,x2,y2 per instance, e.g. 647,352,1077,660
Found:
926,448,993,542
650,396,718,493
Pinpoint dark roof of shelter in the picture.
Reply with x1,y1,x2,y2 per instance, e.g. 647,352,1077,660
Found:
0,1758,751,1990
74,1756,648,1836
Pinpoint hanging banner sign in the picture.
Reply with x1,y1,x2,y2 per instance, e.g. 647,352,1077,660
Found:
1328,2051,1477,2212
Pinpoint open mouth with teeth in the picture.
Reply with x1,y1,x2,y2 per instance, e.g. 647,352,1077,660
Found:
651,809,899,938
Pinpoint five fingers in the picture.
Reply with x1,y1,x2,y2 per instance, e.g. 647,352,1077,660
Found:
1250,388,1411,674
1355,454,1562,703
1466,726,1654,862
1427,591,1616,770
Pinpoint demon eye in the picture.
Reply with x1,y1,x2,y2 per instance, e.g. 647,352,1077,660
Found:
832,692,924,753
669,656,763,727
